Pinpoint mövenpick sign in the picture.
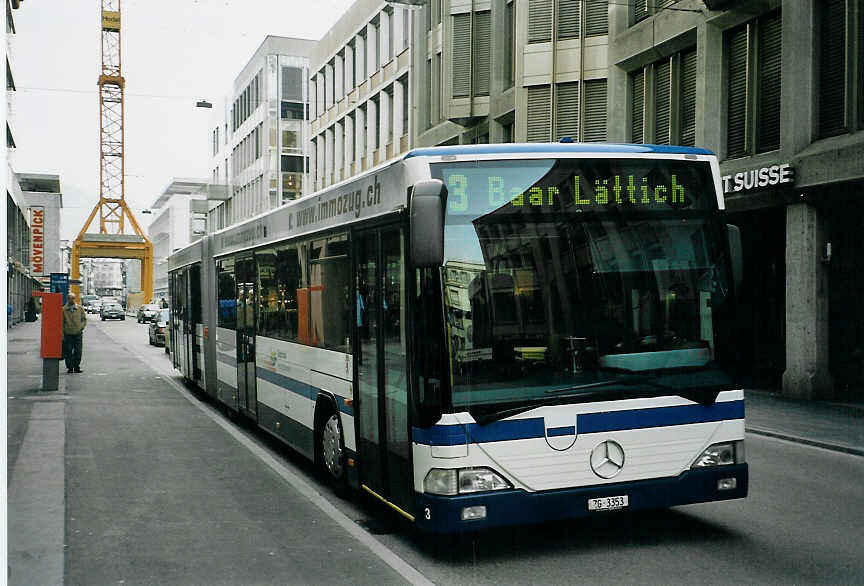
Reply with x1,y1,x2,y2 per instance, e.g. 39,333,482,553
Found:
30,207,45,276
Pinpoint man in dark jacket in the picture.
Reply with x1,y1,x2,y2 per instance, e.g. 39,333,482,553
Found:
62,293,87,373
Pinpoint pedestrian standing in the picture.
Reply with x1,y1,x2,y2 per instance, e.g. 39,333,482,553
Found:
62,292,87,374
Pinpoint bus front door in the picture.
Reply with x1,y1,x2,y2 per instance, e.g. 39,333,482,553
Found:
174,269,189,378
355,227,413,519
235,255,258,420
182,267,194,380
189,264,202,384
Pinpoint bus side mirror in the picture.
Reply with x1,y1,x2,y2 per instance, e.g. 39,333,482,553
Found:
727,224,743,289
410,180,448,268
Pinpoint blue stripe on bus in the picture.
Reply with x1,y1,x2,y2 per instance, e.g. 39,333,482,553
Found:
404,143,715,159
257,367,354,416
412,400,744,446
577,401,744,433
547,426,576,437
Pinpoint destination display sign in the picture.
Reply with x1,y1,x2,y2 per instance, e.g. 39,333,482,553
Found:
432,158,715,218
446,173,689,211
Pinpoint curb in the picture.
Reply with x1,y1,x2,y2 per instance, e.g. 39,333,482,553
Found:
746,426,864,457
745,389,864,417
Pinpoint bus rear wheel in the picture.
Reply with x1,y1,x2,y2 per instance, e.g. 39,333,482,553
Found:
320,412,346,484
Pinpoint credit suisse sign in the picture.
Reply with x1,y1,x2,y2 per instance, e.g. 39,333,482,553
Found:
29,206,45,276
722,163,794,194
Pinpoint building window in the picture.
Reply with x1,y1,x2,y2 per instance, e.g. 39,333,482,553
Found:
402,7,410,51
582,79,608,142
451,11,491,98
387,8,394,61
554,79,607,142
426,58,433,129
281,101,305,120
503,120,514,143
346,41,354,91
505,1,515,89
528,0,552,43
452,14,470,97
633,0,675,26
531,0,608,43
384,85,394,145
818,0,864,137
400,75,409,137
630,47,697,147
725,11,782,158
281,66,303,102
372,19,380,72
473,11,491,96
282,129,299,152
358,28,367,81
282,172,302,203
527,84,552,142
371,95,380,150
281,154,303,173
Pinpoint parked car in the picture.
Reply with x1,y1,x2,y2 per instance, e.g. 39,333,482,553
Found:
100,303,125,321
136,303,161,323
87,301,102,314
149,309,169,346
82,295,99,311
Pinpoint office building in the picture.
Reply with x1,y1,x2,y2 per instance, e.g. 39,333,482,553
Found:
207,36,316,231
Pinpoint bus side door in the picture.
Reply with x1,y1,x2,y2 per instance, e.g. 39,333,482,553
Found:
354,226,413,519
235,255,258,421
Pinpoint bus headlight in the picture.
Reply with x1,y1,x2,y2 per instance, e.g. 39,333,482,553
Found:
424,467,512,495
458,468,511,493
691,441,744,468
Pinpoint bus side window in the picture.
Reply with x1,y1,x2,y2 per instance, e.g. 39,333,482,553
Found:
217,259,237,330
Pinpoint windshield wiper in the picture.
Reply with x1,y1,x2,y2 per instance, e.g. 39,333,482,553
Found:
544,377,648,395
475,375,723,425
474,387,623,425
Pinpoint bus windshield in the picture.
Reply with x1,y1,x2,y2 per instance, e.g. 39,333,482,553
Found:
430,157,736,420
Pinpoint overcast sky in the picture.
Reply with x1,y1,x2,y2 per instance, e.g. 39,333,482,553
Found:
10,0,353,240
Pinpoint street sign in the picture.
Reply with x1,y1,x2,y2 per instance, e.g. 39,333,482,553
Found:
50,273,69,304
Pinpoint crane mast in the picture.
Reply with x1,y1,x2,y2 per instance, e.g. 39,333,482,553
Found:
70,0,153,303
98,1,126,233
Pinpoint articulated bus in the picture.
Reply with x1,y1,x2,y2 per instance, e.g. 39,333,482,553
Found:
167,143,748,534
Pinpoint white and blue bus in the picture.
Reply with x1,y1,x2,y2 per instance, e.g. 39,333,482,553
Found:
168,143,748,533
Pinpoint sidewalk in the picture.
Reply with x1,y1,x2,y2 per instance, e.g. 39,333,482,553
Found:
6,320,413,586
744,389,864,456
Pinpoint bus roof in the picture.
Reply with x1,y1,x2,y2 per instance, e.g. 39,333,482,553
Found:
403,143,715,158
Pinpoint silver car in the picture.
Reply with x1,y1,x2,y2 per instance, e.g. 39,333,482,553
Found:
100,303,125,321
137,303,161,323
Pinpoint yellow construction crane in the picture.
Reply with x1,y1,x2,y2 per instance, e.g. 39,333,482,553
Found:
70,0,153,302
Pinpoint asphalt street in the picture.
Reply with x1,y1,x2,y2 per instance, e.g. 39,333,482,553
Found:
7,316,864,585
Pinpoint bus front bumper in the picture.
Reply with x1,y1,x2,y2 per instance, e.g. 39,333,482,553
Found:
414,464,748,534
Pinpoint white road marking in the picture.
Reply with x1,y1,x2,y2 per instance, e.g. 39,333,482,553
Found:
97,320,435,586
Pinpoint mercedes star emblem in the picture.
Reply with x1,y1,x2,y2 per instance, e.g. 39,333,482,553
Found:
590,440,625,479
